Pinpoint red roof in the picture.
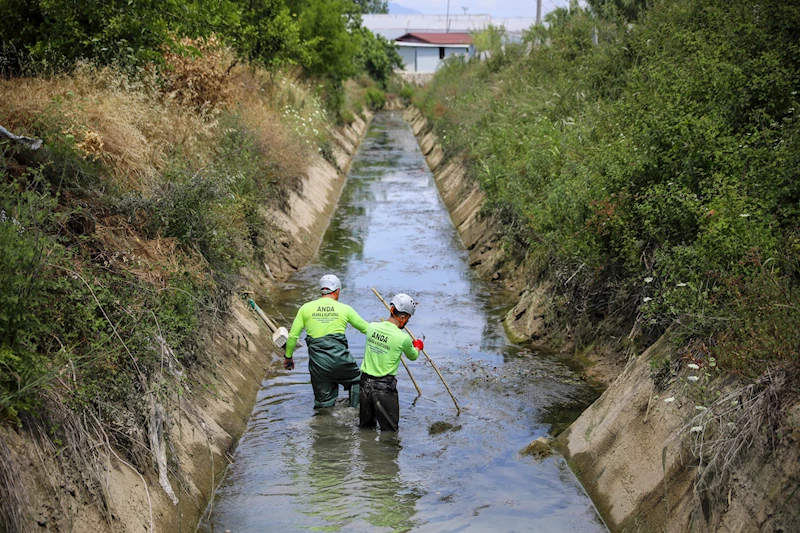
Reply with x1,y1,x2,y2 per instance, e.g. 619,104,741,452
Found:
395,32,473,45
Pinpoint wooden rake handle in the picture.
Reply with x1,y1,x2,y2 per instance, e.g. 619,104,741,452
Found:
372,287,461,415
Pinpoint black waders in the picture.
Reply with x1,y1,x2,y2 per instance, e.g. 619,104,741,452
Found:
306,334,361,408
359,374,399,431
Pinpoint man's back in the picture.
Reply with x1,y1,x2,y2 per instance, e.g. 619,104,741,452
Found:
361,321,418,378
291,297,368,340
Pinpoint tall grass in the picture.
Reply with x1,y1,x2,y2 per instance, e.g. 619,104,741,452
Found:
417,0,800,376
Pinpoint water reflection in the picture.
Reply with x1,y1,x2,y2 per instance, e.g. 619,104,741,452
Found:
295,411,421,532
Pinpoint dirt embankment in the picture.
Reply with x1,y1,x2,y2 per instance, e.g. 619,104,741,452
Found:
403,105,800,533
1,113,372,533
265,112,373,280
402,107,513,288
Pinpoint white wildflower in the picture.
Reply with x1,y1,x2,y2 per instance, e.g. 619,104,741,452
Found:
644,276,654,283
690,426,704,433
687,363,700,370
687,376,700,382
676,282,687,287
643,297,653,303
663,397,675,403
739,213,751,218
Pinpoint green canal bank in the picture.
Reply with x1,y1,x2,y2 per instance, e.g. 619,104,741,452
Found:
404,98,800,532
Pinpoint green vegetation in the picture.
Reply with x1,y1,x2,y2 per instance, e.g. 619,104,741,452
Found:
417,0,800,377
0,0,402,119
0,1,405,526
0,14,403,530
0,0,405,424
472,25,507,53
364,87,388,111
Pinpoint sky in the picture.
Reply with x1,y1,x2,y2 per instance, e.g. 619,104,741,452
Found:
388,0,571,18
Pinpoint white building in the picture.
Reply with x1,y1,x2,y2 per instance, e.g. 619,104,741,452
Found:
394,32,474,73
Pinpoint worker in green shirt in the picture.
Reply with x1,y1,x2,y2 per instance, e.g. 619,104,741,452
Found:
359,293,424,431
284,274,369,408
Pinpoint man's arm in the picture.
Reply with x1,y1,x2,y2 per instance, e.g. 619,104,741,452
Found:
401,335,420,361
346,306,370,334
285,306,306,358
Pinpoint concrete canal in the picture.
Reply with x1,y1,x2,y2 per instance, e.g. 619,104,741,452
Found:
200,111,608,532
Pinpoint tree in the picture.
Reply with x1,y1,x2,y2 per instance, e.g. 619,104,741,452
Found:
473,25,507,53
352,0,388,13
353,27,402,87
291,0,360,81
586,0,649,21
0,0,188,73
233,0,307,68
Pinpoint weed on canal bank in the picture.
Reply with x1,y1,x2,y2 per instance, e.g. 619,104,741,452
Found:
415,0,800,380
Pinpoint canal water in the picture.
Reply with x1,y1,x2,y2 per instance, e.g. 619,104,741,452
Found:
200,112,607,532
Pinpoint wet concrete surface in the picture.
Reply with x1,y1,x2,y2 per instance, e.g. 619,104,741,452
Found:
199,111,608,532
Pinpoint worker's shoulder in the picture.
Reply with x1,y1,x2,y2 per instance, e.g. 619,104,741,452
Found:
300,298,325,312
300,298,319,309
374,321,405,337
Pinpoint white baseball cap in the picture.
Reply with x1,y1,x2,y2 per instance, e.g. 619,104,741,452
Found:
319,274,342,294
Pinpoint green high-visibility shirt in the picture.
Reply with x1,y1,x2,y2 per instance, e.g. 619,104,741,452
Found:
285,297,369,358
360,321,419,377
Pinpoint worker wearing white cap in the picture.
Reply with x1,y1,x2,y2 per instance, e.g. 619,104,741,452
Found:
285,274,369,408
359,293,423,431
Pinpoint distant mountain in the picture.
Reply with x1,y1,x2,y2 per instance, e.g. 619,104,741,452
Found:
388,2,421,14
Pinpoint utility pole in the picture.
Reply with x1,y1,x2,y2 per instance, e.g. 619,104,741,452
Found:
536,0,542,25
446,0,450,33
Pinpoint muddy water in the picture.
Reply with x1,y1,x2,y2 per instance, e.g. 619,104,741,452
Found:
200,112,607,532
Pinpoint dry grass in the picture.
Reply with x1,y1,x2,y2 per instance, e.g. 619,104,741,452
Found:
669,363,800,526
227,66,312,190
161,36,232,111
0,63,217,193
0,433,30,533
0,43,330,292
93,216,208,287
0,45,323,198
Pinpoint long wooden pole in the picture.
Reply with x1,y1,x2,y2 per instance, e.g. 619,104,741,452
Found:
381,319,422,396
372,288,461,415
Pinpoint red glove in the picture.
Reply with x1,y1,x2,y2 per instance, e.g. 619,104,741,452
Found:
412,339,424,351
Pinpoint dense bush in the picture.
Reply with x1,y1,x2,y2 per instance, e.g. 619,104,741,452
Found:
364,87,387,110
0,175,60,420
417,0,800,375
